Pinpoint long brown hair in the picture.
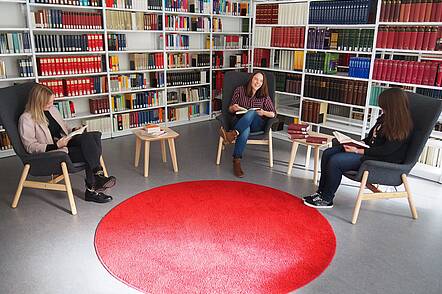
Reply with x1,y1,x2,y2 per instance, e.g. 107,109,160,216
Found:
378,87,413,141
245,71,269,98
25,84,54,125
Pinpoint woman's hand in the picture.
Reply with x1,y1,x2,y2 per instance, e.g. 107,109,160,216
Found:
343,145,364,154
56,136,72,148
229,104,241,113
256,109,265,116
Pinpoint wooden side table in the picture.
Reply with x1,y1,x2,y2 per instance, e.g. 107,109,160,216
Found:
287,132,334,184
133,127,179,177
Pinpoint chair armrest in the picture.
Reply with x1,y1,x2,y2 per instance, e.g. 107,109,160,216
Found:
355,160,412,186
22,151,74,177
264,117,279,134
215,113,231,130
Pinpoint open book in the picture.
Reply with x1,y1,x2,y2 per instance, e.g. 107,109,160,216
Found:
333,131,370,149
236,106,260,115
66,125,87,139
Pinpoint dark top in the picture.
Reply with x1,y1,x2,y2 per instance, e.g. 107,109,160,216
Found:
362,115,411,163
44,111,62,152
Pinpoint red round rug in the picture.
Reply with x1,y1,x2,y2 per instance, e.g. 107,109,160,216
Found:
94,180,336,293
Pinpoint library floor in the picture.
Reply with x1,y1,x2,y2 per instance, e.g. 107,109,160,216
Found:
1,120,441,294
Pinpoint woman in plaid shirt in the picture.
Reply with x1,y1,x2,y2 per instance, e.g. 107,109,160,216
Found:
219,72,276,177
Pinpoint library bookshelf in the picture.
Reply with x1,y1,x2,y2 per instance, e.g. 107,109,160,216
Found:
250,0,442,182
0,0,253,158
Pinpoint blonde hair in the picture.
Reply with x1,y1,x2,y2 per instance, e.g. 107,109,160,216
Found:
25,84,54,125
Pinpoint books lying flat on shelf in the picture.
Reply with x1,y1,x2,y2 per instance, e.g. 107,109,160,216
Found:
236,106,259,115
66,125,88,139
333,131,369,148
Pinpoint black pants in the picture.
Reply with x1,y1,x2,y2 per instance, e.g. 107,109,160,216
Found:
68,131,102,187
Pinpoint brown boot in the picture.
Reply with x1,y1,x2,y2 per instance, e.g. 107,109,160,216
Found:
219,127,238,144
233,158,244,178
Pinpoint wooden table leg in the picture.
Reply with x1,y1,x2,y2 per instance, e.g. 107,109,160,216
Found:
134,137,141,167
305,145,311,170
144,141,150,177
160,139,167,163
168,138,178,172
287,142,299,175
313,146,320,184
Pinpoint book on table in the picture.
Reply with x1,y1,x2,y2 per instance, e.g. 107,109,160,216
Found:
142,124,166,137
235,106,260,115
66,125,88,139
333,131,370,148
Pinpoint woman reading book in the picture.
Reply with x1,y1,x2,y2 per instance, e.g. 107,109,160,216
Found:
303,87,413,208
18,84,116,203
219,72,276,177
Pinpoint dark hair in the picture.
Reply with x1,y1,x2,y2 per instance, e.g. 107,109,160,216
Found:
245,71,269,98
378,87,413,141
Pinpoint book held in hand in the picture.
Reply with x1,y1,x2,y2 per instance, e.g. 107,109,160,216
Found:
235,106,260,115
66,125,88,139
333,131,370,148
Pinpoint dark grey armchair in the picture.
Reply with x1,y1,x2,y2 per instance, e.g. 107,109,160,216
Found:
345,92,442,224
215,71,278,167
0,82,108,215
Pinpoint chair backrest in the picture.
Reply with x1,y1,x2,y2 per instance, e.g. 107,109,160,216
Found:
0,82,36,160
221,71,276,116
403,92,442,168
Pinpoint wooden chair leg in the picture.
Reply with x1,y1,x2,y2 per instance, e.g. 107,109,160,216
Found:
402,174,418,219
11,164,30,208
268,129,273,167
100,156,108,177
61,162,77,215
216,136,223,165
352,171,369,224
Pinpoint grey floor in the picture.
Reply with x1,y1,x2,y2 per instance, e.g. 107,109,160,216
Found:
1,120,441,294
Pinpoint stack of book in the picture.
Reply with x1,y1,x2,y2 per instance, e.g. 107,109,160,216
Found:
142,124,165,136
287,123,309,140
379,0,442,22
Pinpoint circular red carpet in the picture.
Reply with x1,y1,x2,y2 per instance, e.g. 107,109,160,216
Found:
95,181,336,293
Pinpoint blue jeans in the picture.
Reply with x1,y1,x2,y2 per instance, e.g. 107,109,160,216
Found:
233,110,265,158
318,145,363,202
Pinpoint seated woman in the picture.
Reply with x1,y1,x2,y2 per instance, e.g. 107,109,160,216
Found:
219,72,276,177
18,84,116,203
303,87,413,208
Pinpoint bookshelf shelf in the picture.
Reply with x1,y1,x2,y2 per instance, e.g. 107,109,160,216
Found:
0,149,15,158
0,27,29,31
110,87,165,95
166,49,210,52
35,51,106,56
212,48,249,51
309,120,363,136
303,96,366,109
165,30,210,34
378,22,442,26
0,77,35,82
108,50,163,54
111,69,163,74
327,114,364,128
167,99,210,107
64,112,110,121
0,53,32,57
212,66,248,71
275,91,301,97
306,49,373,54
308,24,376,28
29,3,103,10
107,30,163,33
254,67,303,74
113,105,165,115
371,80,442,91
38,72,107,79
104,7,162,14
305,72,369,82
167,83,210,89
32,28,105,33
0,0,26,3
254,46,304,51
375,49,442,55
168,114,211,127
166,66,210,71
212,14,250,18
165,11,210,17
212,32,250,35
54,93,108,101
255,24,306,27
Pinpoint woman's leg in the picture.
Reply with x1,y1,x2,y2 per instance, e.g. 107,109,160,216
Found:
317,145,344,192
68,132,101,171
232,111,264,158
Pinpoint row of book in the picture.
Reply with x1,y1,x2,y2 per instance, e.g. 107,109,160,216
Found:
54,100,76,119
304,75,368,106
109,55,120,72
112,91,164,112
211,35,248,50
376,26,441,51
416,88,442,99
167,86,209,104
273,72,302,94
253,49,270,68
109,72,164,92
32,0,102,7
89,97,110,114
212,17,223,32
0,32,31,54
305,52,339,75
166,71,207,86
34,34,104,53
307,28,374,52
130,53,164,70
301,100,326,124
369,85,387,106
379,0,442,22
106,11,162,31
108,34,127,51
105,0,162,10
254,27,305,49
33,10,102,29
114,109,164,131
0,132,12,151
373,59,442,86
41,77,107,97
168,103,209,121
169,53,210,68
0,59,34,79
418,139,442,168
348,57,371,79
82,117,112,134
37,56,104,76
274,50,304,71
164,0,207,13
309,0,375,25
213,0,249,16
165,15,209,32
255,3,307,25
160,34,190,50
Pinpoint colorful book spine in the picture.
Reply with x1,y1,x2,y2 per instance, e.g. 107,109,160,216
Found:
107,34,127,51
34,34,104,53
33,10,102,29
380,0,442,22
40,77,107,97
307,28,374,52
0,32,31,54
37,56,103,76
376,26,441,51
309,0,374,24
113,108,165,131
166,71,208,86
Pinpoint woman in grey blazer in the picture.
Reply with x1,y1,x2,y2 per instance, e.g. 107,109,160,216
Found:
19,84,116,203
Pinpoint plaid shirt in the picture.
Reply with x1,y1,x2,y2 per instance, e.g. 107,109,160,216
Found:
230,86,276,113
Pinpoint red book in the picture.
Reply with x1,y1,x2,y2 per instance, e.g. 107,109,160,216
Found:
392,27,400,48
422,62,433,85
422,27,432,50
433,0,442,21
395,61,404,82
373,60,380,79
377,27,385,48
386,28,395,48
416,62,426,84
435,63,442,86
415,27,425,50
403,0,412,21
306,136,328,144
409,0,418,21
403,27,411,49
428,62,439,85
380,59,388,80
424,0,433,21
380,0,387,21
418,0,427,21
290,134,309,140
385,60,394,81
427,27,439,50
390,60,399,81
399,0,406,21
288,123,310,131
409,27,418,50
410,61,419,84
381,27,389,48
405,61,414,83
400,62,409,82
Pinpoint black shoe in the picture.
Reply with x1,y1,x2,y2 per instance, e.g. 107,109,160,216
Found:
94,171,116,192
303,192,322,202
85,189,113,203
304,195,333,209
